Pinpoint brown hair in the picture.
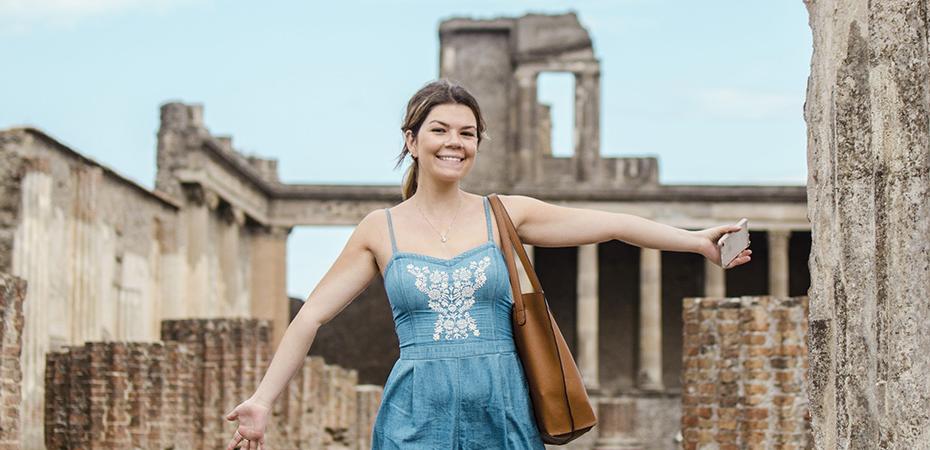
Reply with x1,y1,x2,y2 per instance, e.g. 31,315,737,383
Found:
394,79,487,200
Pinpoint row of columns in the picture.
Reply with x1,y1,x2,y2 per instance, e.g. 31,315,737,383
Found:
573,229,794,392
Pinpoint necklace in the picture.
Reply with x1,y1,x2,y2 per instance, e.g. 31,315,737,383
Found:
415,192,463,244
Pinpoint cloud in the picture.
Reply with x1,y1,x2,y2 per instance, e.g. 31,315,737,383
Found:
695,88,802,120
0,0,198,31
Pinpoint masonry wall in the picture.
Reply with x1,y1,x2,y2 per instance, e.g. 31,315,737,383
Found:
681,296,810,449
45,319,382,450
0,273,25,450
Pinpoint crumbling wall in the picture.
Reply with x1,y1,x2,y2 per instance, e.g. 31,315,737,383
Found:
681,296,811,449
45,319,382,450
0,273,25,450
805,0,930,447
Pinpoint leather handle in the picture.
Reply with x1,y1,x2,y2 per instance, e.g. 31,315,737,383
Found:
488,194,543,325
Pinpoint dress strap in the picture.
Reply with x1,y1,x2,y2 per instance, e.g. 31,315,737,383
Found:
384,208,398,254
482,196,493,242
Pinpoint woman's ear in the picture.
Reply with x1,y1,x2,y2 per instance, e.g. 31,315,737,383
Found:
404,130,417,159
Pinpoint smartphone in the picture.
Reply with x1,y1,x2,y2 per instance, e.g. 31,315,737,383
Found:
718,218,750,269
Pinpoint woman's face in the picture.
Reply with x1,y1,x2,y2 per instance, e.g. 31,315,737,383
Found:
406,103,479,184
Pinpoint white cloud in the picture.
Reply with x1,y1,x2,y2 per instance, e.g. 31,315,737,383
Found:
695,87,802,120
0,0,198,30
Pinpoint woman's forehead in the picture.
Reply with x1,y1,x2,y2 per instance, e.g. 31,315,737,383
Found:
424,104,477,127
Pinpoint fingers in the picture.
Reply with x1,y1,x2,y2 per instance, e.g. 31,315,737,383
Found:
225,429,244,450
225,408,238,421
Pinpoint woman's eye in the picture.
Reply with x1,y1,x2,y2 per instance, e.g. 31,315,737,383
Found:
432,128,445,133
462,132,475,137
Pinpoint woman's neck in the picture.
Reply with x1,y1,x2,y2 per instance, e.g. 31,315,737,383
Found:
411,179,465,212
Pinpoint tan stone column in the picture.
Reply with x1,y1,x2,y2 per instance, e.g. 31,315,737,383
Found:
515,244,535,294
574,70,600,182
515,69,538,183
638,248,663,391
768,230,790,298
250,225,291,349
576,244,600,390
704,258,726,297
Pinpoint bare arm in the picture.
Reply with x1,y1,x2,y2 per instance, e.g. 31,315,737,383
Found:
249,210,382,407
501,195,700,252
500,195,751,268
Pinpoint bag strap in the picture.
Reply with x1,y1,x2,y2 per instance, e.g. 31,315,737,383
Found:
488,194,543,325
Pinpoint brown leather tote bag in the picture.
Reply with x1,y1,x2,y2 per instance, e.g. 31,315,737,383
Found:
488,194,597,445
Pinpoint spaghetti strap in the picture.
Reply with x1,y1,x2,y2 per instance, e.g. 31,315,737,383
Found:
385,208,398,254
482,196,493,242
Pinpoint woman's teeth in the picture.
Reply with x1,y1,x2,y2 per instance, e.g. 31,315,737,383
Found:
438,156,462,162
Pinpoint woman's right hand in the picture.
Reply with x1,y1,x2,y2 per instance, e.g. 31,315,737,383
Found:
224,397,271,450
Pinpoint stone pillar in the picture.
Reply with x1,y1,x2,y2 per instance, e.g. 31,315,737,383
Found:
0,273,25,450
515,69,538,184
250,225,291,349
576,244,599,390
767,230,790,298
182,184,217,318
574,70,600,183
805,1,930,448
704,258,726,298
638,248,663,391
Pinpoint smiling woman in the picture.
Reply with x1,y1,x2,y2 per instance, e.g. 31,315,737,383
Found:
394,79,487,201
222,79,752,450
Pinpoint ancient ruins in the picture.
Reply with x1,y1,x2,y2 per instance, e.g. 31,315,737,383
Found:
1,4,926,449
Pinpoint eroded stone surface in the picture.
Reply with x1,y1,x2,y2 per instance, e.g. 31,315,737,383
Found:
805,0,930,447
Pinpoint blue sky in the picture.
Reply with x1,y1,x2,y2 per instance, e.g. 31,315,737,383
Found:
0,1,812,298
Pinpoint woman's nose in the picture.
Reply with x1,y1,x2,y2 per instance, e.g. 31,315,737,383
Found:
445,132,464,148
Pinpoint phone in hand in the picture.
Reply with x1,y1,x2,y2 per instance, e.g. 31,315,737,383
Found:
718,218,750,269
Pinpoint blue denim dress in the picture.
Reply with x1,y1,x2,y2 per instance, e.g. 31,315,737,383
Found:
371,196,545,449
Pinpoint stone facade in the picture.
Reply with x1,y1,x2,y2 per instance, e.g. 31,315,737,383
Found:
805,0,930,448
0,273,25,450
45,318,381,450
680,296,810,449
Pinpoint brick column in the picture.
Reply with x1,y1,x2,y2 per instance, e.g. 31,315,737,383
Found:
638,248,663,391
768,230,790,297
576,244,600,390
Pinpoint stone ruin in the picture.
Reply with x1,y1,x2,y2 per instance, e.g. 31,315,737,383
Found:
0,3,927,449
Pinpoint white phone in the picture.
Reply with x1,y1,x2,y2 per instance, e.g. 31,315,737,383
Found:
718,218,750,269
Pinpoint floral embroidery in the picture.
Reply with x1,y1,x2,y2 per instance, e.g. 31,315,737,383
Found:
406,256,492,341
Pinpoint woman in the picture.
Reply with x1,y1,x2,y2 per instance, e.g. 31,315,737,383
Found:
224,79,752,450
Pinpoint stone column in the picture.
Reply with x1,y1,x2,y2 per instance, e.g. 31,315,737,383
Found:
250,225,291,349
576,244,599,390
767,230,790,298
638,248,663,391
805,0,930,447
574,70,601,182
704,258,726,298
515,69,538,184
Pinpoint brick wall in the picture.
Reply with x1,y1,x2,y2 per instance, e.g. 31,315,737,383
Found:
0,274,25,450
45,319,383,450
681,296,810,450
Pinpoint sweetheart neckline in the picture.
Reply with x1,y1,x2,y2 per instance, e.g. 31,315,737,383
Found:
380,241,500,280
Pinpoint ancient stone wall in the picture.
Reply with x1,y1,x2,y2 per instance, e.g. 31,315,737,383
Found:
805,0,930,447
45,319,382,450
0,273,25,450
680,296,810,449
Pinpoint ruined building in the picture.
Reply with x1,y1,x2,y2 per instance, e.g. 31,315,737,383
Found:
0,12,814,450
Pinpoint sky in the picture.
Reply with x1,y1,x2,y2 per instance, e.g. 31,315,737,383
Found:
0,0,813,298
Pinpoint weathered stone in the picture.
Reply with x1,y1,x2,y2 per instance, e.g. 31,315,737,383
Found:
805,0,930,448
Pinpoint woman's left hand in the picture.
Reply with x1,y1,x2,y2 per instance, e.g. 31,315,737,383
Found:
692,225,752,269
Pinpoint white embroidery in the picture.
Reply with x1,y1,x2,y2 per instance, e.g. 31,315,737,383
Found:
406,256,492,341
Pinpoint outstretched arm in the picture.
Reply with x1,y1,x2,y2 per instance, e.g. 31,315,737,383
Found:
224,210,383,450
501,195,751,268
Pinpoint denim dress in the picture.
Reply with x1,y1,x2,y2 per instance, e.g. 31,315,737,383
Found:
371,196,545,449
